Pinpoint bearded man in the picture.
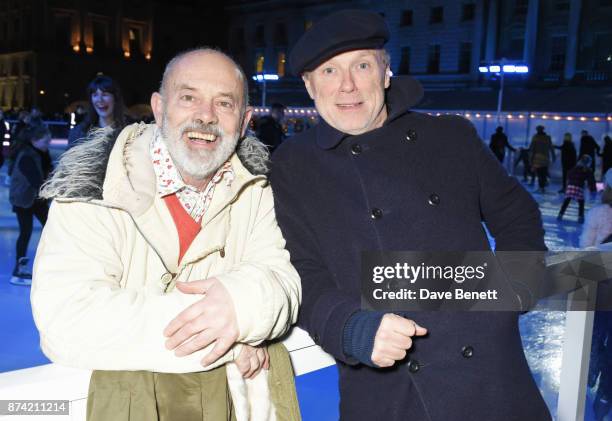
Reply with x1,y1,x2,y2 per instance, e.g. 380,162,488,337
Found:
31,48,301,421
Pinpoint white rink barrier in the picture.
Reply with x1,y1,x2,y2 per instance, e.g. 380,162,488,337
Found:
0,327,335,421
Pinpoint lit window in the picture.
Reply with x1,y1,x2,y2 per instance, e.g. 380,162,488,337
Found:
256,53,264,73
277,51,286,77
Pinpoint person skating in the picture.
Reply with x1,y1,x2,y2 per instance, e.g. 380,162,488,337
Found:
599,135,612,180
529,125,555,193
554,132,577,193
557,155,597,223
489,126,515,163
9,124,52,285
514,143,535,183
580,129,600,174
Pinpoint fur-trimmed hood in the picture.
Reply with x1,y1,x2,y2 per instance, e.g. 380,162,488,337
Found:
41,123,270,202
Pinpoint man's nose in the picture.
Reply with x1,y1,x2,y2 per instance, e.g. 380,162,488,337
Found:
339,71,356,93
193,101,218,125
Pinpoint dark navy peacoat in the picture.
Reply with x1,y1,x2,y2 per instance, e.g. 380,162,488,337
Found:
270,77,552,421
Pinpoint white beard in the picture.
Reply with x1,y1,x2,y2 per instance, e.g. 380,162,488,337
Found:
160,114,239,180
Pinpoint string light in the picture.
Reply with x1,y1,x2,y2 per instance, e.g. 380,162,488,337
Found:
253,108,607,122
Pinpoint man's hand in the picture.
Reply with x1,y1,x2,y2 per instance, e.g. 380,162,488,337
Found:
371,314,427,368
235,345,270,379
164,278,239,367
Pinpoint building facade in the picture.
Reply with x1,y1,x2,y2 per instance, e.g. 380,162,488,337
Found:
0,0,227,114
0,0,157,112
226,0,612,109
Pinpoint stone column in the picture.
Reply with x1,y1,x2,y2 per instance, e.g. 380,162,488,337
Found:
564,0,582,81
471,0,486,81
522,0,539,69
484,0,498,62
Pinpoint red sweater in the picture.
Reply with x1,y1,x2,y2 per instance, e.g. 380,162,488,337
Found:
163,193,201,263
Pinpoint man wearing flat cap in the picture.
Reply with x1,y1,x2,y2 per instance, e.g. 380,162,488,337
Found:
271,9,551,421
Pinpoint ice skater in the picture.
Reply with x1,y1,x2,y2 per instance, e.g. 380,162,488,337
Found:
9,124,52,285
557,155,596,223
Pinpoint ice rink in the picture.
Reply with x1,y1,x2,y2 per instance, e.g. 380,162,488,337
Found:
0,142,606,420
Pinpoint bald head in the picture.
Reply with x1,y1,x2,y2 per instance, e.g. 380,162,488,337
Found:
160,48,249,112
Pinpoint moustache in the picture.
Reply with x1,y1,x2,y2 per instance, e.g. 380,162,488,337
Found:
179,121,223,137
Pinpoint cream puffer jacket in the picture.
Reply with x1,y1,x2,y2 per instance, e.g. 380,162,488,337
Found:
31,123,301,373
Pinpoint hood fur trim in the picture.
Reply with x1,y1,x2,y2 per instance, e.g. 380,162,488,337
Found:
40,126,270,201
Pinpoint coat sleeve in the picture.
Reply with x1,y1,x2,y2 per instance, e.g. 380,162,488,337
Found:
31,201,239,373
214,185,301,345
270,148,361,364
457,118,546,252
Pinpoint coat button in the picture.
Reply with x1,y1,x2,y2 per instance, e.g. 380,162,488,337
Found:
408,359,420,373
371,208,383,219
160,272,173,285
312,334,320,344
351,144,362,155
405,129,417,142
428,194,440,206
461,346,474,358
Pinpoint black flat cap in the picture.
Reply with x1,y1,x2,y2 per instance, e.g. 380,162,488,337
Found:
289,9,390,76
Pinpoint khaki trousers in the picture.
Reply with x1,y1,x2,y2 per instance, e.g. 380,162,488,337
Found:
86,342,301,421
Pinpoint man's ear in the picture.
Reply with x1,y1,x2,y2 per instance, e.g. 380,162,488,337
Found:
302,74,315,100
384,66,391,89
241,106,254,138
151,92,164,127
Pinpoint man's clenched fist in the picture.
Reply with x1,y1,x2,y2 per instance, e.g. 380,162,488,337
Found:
371,314,427,368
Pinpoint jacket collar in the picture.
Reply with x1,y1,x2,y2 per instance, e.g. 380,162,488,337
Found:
315,76,424,150
102,124,266,217
103,125,267,273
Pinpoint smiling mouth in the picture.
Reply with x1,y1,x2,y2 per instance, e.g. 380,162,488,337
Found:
185,131,218,143
336,102,363,109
